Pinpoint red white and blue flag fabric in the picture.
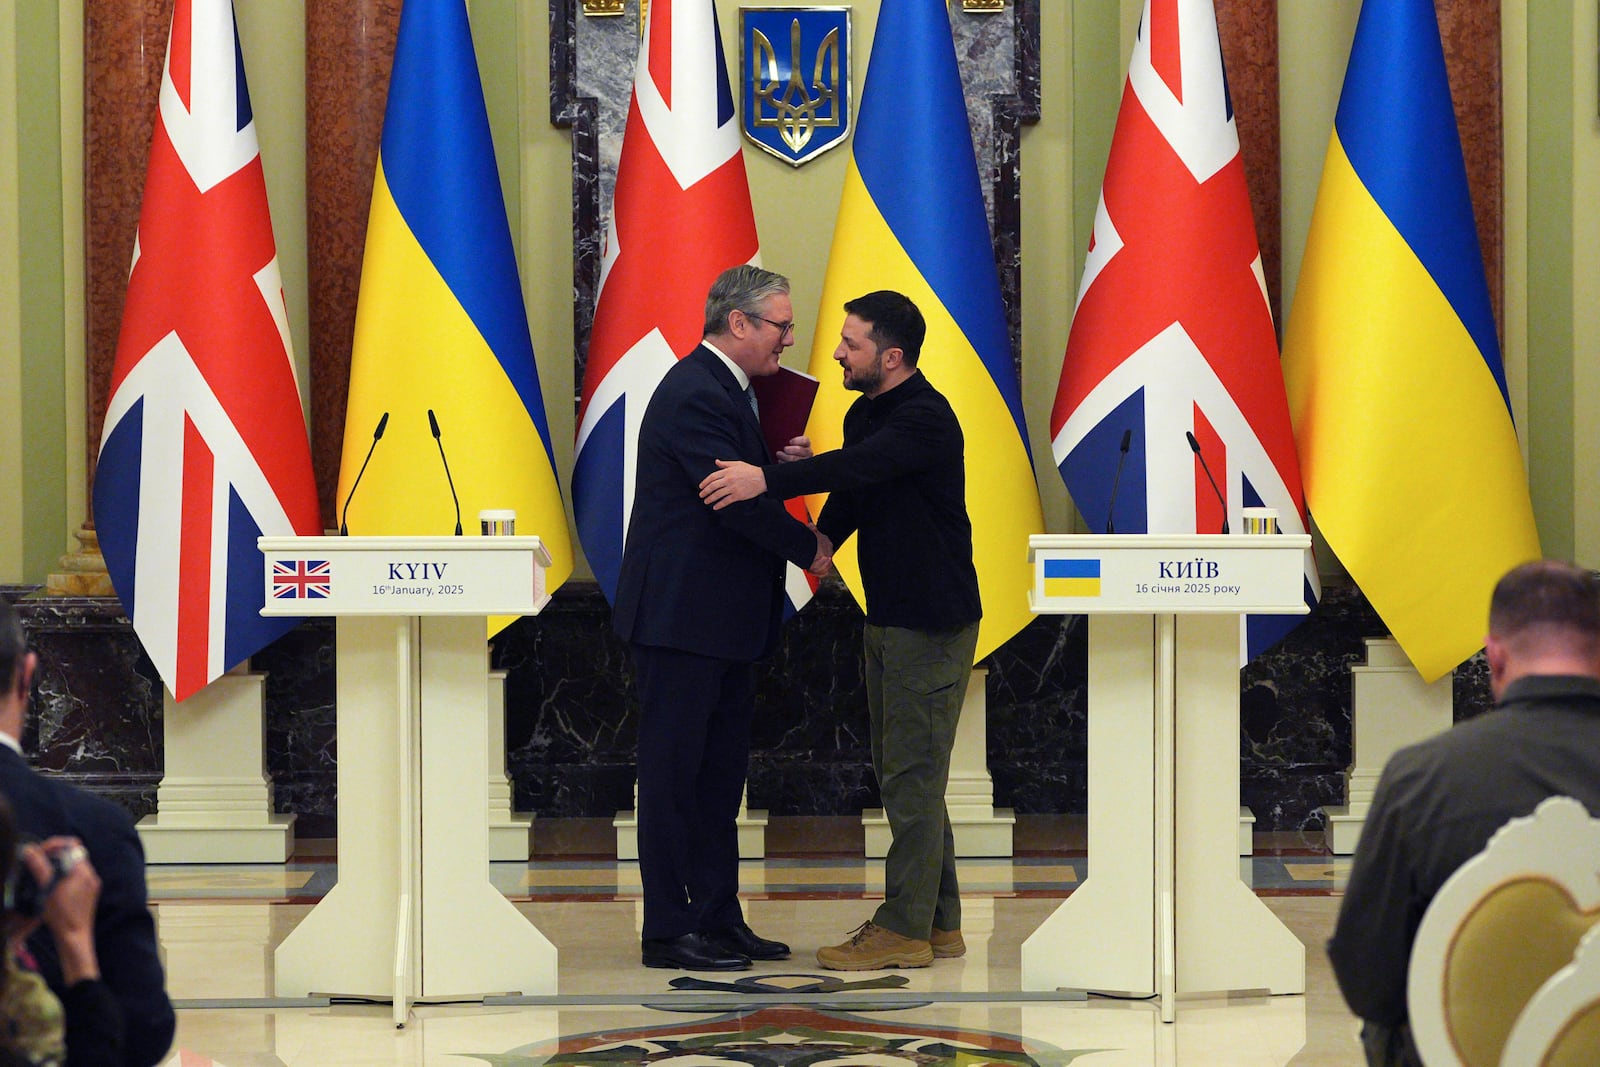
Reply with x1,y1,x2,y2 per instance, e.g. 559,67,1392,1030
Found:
94,0,321,702
1049,0,1317,660
572,0,816,614
271,560,330,601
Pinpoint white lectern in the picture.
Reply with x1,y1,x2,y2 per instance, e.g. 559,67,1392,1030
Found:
259,536,555,1023
1020,535,1310,1020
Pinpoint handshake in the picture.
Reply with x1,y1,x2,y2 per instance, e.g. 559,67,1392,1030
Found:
808,525,833,578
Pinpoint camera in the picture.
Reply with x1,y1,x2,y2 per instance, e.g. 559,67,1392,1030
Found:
4,841,83,919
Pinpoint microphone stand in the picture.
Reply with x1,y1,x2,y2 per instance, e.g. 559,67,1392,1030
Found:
1104,428,1132,534
428,409,463,536
339,411,389,535
1185,430,1229,534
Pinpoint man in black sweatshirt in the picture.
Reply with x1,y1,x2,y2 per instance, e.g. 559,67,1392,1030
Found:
700,289,981,970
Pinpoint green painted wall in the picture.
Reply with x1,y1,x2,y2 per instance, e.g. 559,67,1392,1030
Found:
15,3,66,581
1525,0,1575,560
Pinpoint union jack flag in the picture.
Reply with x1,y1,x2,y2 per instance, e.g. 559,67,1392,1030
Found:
571,0,816,614
1049,0,1317,660
94,0,321,701
272,560,331,600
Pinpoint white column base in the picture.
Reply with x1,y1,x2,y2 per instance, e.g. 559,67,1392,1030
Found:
139,810,296,865
1318,638,1453,855
156,903,275,1000
1239,806,1255,857
486,669,532,862
1321,806,1368,855
487,810,535,862
614,810,638,862
862,807,1017,859
138,670,293,864
614,785,766,860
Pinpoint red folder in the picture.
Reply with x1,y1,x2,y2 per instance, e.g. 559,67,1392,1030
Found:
752,365,820,460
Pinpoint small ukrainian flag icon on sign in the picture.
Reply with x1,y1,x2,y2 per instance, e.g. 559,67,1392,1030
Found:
1044,558,1100,598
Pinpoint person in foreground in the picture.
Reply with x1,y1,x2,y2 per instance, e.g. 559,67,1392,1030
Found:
0,792,123,1066
0,599,172,1065
700,290,980,970
1327,559,1600,1066
612,265,831,971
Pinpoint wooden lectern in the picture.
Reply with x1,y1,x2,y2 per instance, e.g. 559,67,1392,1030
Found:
259,536,555,1023
1021,534,1311,1020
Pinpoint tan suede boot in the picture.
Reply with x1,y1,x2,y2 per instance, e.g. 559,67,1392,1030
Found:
930,927,966,958
816,921,933,970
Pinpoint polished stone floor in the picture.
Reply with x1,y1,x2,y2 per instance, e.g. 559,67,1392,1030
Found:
147,818,1365,1066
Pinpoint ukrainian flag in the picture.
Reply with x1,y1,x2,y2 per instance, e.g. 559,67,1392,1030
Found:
1043,559,1101,600
806,0,1044,661
1281,0,1538,682
337,0,573,606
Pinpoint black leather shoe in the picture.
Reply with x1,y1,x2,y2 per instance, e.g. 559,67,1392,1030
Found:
641,932,752,970
707,922,791,961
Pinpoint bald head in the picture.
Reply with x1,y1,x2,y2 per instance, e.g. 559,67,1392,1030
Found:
1485,560,1600,698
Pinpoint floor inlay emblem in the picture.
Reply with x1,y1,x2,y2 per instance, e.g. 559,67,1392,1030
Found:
486,1004,1104,1065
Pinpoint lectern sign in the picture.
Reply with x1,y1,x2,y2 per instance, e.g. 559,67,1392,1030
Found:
258,536,553,617
1029,534,1311,615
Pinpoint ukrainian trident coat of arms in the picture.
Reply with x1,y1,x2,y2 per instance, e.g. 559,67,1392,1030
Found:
740,7,851,166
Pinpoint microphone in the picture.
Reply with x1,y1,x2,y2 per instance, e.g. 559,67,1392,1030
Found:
1104,428,1132,534
428,409,463,536
1185,431,1229,534
339,412,389,536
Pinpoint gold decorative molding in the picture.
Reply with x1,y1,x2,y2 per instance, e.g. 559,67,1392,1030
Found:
960,0,1006,11
44,525,114,597
582,0,626,15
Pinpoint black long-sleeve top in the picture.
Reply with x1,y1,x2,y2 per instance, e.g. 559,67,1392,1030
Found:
764,370,980,632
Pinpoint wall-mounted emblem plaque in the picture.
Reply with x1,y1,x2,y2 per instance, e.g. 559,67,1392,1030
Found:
740,6,851,167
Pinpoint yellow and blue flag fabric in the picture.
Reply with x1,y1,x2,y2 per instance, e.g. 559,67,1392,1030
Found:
805,0,1044,661
337,0,573,606
1281,0,1539,682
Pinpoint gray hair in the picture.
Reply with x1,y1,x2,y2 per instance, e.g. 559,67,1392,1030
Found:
703,265,790,337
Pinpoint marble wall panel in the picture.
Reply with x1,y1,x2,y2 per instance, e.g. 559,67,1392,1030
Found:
82,0,172,508
1438,0,1503,329
249,618,338,839
6,590,164,815
305,2,404,525
1216,0,1282,322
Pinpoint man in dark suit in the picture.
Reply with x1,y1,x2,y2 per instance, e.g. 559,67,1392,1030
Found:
0,597,175,1066
612,265,830,970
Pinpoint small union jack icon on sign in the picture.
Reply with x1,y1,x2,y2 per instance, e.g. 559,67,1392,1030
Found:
271,560,331,600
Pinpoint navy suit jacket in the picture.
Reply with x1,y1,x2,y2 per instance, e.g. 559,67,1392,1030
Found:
0,745,174,1067
611,345,817,661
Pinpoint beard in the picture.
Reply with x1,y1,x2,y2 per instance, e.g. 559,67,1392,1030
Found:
844,354,884,394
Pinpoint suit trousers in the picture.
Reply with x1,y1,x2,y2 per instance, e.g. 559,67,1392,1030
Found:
865,620,980,941
631,642,756,941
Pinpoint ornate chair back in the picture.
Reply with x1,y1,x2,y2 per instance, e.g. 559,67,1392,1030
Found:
1406,797,1600,1067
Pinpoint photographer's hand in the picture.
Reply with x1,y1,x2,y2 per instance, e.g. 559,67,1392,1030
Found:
26,838,101,985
